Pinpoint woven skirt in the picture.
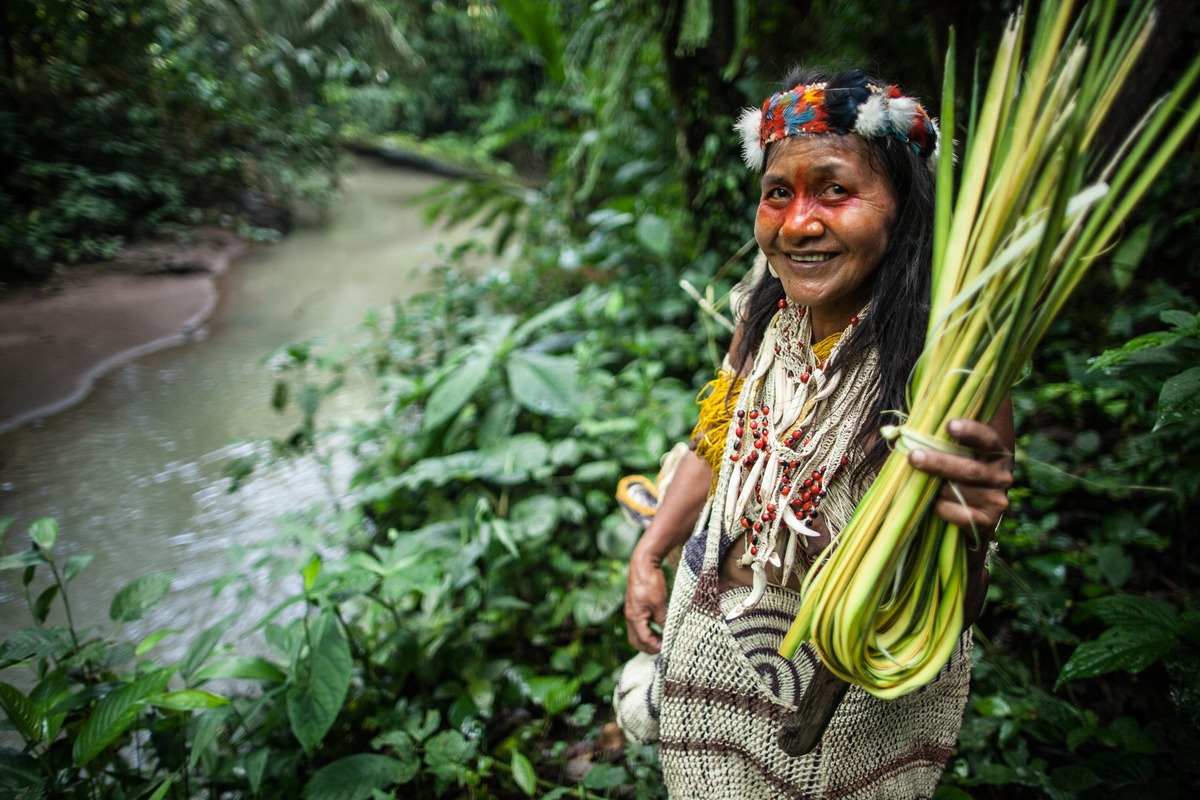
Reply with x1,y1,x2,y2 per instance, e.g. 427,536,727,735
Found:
655,529,972,800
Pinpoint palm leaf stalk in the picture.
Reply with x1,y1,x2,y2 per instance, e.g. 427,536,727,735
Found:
778,0,1200,699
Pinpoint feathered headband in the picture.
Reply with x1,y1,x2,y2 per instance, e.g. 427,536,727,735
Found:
735,71,939,171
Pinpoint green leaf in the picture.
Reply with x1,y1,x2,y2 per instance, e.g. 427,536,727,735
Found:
0,627,73,665
189,707,230,770
145,774,176,800
1160,308,1199,331
634,213,672,256
1083,594,1178,629
28,668,69,742
29,518,57,553
302,555,321,594
1156,366,1200,429
0,750,42,795
286,611,353,752
180,616,235,679
526,676,579,715
192,655,287,684
0,681,43,744
582,763,629,790
423,358,491,431
136,629,179,658
1109,222,1150,290
33,585,58,625
73,668,172,766
303,754,415,800
62,553,94,583
148,689,229,711
245,747,270,795
110,571,173,623
506,351,580,417
0,550,45,571
424,729,476,769
511,751,537,796
423,316,516,432
1057,626,1178,688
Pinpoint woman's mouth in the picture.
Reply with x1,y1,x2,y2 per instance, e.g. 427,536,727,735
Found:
787,253,835,264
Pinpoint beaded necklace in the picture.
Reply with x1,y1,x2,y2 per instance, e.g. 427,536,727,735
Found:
719,300,879,620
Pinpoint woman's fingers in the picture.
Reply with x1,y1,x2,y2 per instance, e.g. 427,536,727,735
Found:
909,418,1013,536
625,557,668,654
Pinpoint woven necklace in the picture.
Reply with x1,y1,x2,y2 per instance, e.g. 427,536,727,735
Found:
716,300,880,620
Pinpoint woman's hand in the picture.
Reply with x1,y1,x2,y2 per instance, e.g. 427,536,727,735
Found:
909,403,1015,625
626,541,669,653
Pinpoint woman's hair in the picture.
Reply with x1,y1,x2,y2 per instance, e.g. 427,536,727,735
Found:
732,66,936,476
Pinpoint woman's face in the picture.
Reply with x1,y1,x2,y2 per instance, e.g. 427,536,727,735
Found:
754,136,897,334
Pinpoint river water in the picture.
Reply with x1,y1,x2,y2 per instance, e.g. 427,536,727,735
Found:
0,156,493,653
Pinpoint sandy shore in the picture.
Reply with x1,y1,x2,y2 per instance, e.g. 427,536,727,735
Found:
0,228,250,433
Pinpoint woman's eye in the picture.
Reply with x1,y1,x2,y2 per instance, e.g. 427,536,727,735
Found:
765,186,790,201
826,184,848,197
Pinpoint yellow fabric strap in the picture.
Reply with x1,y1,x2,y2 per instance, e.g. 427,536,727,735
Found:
690,370,744,475
812,331,842,363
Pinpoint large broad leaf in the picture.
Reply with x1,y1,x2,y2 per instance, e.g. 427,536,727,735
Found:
286,611,353,752
422,315,516,432
0,750,42,796
362,433,552,499
110,571,173,623
73,669,172,766
1156,366,1200,429
0,681,43,743
0,626,74,666
302,753,416,800
506,351,580,417
1056,626,1179,688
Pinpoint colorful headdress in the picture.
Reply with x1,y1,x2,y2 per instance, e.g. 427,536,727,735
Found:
735,70,939,171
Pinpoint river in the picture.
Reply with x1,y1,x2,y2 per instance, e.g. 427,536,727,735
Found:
0,155,495,654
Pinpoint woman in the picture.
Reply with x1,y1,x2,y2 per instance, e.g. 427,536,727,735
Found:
619,68,1013,799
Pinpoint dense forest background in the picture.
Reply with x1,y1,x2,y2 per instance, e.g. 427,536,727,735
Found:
1,0,1198,798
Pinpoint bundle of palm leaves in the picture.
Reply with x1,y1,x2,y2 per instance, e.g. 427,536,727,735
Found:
779,0,1200,699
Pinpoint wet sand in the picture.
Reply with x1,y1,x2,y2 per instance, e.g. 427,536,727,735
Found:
0,228,250,433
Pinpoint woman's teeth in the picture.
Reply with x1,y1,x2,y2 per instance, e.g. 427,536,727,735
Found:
788,254,833,263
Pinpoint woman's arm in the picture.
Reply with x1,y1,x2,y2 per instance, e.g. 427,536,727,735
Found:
909,395,1015,626
624,450,713,653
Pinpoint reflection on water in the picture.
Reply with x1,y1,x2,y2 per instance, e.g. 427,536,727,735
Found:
0,156,492,655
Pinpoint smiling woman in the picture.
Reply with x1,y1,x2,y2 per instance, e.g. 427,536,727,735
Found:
754,137,897,339
617,67,1014,800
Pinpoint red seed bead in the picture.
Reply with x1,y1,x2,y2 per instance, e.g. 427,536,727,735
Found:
774,344,781,354
800,372,810,384
840,456,849,466
766,503,776,513
737,410,745,418
812,471,821,481
741,518,751,529
749,410,759,419
803,478,812,488
799,308,806,316
753,522,762,532
850,315,859,325
751,546,759,555
778,298,787,308
781,486,791,495
819,466,827,475
730,453,740,462
761,405,770,415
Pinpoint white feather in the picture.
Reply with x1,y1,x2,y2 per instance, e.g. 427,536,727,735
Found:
735,107,764,170
887,97,919,134
855,94,889,137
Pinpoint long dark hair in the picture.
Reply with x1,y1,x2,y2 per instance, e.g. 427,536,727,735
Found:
733,66,936,476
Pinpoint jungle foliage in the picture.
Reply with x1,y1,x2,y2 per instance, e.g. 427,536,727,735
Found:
2,1,1199,799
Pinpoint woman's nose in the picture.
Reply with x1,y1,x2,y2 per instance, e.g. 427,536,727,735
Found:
781,202,825,239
